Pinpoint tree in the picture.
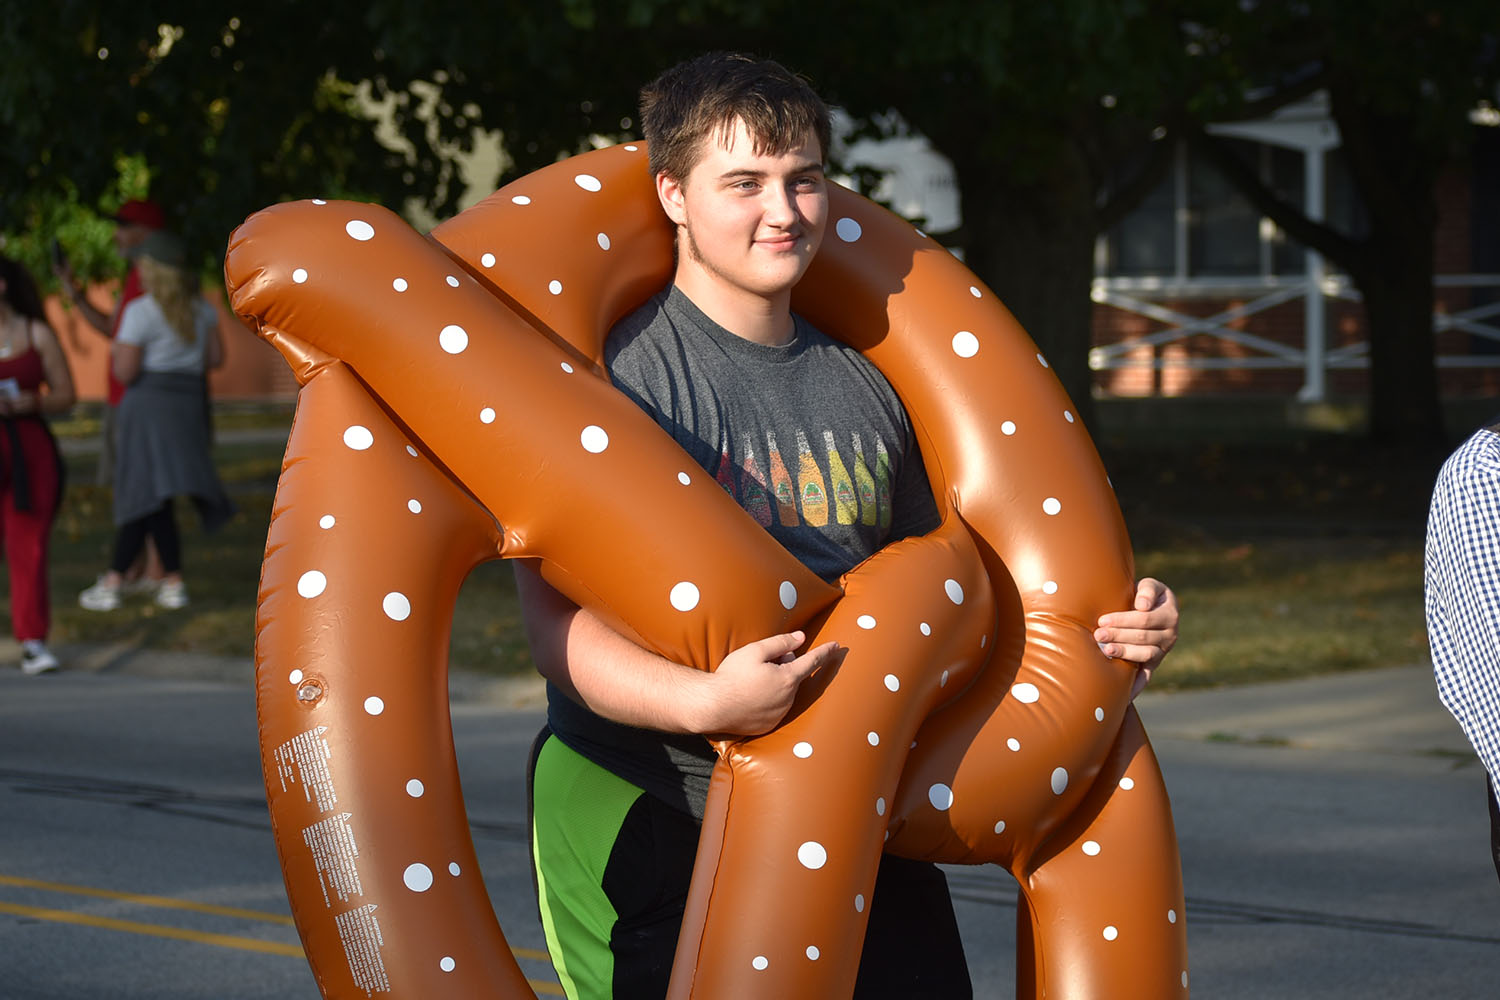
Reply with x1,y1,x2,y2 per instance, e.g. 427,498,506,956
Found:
2,2,1208,433
1185,2,1500,444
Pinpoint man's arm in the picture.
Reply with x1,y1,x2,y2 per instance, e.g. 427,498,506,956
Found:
514,560,839,737
1095,577,1180,699
51,259,113,336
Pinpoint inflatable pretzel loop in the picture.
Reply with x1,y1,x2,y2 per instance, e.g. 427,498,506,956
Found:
228,143,1189,999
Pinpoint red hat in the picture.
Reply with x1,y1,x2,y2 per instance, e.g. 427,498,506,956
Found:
113,200,166,230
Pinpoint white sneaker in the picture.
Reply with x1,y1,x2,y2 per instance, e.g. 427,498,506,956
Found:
121,576,163,596
20,640,58,675
79,577,122,611
155,580,189,610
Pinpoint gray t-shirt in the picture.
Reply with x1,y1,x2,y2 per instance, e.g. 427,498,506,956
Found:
546,285,941,816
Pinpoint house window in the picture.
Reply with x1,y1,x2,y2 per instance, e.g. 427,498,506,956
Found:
1102,139,1363,279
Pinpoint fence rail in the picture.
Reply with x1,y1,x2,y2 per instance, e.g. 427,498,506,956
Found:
1089,273,1500,398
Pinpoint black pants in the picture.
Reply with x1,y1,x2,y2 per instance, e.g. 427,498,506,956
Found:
529,730,972,999
1489,774,1500,886
110,500,180,575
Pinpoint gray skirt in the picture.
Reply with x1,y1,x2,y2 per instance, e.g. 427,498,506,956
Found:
112,371,236,531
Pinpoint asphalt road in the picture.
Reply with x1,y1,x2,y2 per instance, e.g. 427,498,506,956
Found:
2,662,1497,998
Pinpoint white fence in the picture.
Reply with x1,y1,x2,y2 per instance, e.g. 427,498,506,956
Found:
1089,273,1500,400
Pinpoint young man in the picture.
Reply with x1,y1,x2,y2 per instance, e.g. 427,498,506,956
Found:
518,52,1180,998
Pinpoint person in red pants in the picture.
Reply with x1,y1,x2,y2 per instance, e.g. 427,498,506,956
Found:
0,255,76,673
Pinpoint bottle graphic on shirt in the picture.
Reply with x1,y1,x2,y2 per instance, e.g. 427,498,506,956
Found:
874,435,893,533
795,430,829,527
824,429,857,525
740,434,773,526
714,433,736,500
852,432,878,526
766,430,799,527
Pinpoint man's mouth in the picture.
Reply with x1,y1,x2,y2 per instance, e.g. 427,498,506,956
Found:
757,233,802,251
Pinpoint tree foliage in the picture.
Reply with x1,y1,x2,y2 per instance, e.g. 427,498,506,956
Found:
2,1,1493,443
1184,1,1500,443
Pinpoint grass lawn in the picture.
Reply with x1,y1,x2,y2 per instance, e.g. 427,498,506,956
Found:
11,408,1446,690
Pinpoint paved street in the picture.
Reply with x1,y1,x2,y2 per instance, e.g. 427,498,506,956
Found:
2,655,1497,997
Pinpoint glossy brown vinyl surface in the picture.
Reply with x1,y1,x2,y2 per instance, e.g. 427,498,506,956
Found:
229,142,1188,999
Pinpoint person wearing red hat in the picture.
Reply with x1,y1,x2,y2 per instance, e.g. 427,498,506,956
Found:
53,198,171,590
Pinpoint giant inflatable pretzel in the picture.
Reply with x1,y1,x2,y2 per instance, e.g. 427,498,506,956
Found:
227,141,1189,998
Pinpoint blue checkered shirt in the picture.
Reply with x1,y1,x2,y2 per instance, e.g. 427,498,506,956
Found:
1426,424,1500,806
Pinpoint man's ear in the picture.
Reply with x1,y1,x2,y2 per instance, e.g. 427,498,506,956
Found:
656,171,688,227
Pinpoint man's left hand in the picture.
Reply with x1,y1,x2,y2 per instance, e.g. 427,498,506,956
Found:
1094,577,1179,699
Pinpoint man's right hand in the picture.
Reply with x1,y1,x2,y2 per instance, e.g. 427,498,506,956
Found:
695,631,840,737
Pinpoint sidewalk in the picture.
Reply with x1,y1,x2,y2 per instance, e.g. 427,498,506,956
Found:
9,634,1465,760
1134,662,1468,758
0,637,549,710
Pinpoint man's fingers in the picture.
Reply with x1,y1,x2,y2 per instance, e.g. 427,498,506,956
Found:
783,641,839,681
1101,642,1157,664
749,630,806,661
1094,626,1168,648
1097,607,1176,631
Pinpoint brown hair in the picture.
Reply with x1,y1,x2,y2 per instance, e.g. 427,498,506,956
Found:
639,52,832,183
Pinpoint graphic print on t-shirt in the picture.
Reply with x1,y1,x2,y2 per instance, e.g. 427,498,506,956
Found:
739,433,773,527
765,430,799,528
716,429,888,531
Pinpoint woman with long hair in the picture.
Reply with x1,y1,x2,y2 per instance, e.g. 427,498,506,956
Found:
78,232,235,612
0,253,76,673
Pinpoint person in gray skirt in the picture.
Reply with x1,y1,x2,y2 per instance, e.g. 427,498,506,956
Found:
78,232,235,612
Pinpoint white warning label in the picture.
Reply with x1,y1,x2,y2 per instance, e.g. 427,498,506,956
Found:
275,725,338,813
303,812,363,907
335,903,391,995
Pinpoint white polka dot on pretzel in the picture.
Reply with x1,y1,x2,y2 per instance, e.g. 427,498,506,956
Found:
581,426,609,453
384,592,411,621
836,218,862,242
574,174,602,192
343,426,373,450
403,863,433,892
1043,497,1062,516
439,325,468,355
345,220,375,241
297,571,327,598
952,331,979,358
670,582,700,612
797,842,827,870
1012,683,1040,704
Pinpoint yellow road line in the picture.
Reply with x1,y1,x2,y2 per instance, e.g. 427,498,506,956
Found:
0,874,559,989
0,874,295,925
0,901,305,956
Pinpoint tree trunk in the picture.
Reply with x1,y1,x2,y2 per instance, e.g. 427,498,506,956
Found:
1328,85,1447,445
1352,243,1445,444
948,148,1101,432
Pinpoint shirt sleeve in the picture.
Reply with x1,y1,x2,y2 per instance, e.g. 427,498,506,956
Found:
115,297,150,349
1425,430,1500,794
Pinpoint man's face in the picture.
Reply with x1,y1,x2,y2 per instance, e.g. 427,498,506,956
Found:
658,118,828,302
114,222,151,255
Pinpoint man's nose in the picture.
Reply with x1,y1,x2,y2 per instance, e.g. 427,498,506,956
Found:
762,184,798,226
